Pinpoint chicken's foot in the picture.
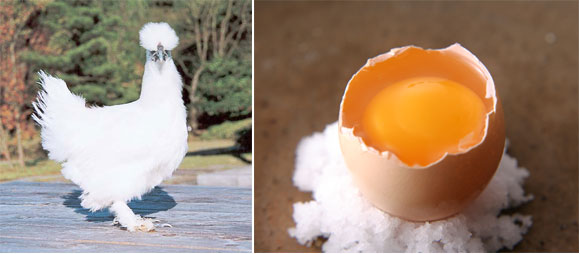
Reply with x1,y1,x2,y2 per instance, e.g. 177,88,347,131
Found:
110,201,155,232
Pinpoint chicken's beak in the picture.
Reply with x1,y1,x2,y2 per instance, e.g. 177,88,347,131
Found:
147,44,171,63
156,45,165,61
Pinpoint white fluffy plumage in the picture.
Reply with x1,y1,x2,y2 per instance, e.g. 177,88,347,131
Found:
139,22,179,51
32,22,187,232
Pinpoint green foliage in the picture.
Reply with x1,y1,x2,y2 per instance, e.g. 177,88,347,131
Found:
200,118,251,140
197,55,252,117
1,0,252,181
20,0,251,129
174,0,252,126
22,0,144,106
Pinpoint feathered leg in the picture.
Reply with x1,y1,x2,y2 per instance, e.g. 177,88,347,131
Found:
109,201,155,232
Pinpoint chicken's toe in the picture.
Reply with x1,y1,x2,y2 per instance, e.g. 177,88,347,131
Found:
136,217,155,232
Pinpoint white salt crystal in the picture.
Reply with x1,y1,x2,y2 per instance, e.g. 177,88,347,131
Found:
289,122,533,252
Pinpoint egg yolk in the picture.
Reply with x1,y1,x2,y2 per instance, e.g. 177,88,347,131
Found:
362,77,486,166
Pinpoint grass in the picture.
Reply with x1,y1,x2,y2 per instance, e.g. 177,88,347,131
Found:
179,153,251,169
188,139,236,150
200,119,252,140
0,160,61,182
179,138,251,170
0,137,251,182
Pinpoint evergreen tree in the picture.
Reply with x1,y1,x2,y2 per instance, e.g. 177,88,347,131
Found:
197,53,251,119
22,0,137,106
20,0,252,129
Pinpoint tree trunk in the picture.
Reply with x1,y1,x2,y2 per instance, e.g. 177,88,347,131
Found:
188,65,205,134
0,122,12,165
8,41,25,167
14,109,25,167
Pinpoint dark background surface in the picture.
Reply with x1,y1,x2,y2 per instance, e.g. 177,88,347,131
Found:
254,1,578,252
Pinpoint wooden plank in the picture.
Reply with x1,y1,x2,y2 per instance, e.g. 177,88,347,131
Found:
0,181,251,252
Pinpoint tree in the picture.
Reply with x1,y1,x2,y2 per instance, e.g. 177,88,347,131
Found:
2,0,147,165
0,0,48,166
174,0,252,131
197,55,251,119
0,0,253,168
21,0,140,106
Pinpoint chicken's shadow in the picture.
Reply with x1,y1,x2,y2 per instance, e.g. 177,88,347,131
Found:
61,187,177,222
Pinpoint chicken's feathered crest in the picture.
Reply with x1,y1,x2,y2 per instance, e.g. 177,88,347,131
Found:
139,22,179,51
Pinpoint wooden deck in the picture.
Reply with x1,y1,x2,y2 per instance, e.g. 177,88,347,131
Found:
0,181,252,252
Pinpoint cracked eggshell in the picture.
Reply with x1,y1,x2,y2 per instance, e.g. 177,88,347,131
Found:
338,44,505,221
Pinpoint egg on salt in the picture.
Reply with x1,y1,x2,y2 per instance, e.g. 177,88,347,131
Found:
338,44,505,222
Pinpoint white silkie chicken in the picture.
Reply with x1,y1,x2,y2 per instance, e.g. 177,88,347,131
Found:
32,22,188,232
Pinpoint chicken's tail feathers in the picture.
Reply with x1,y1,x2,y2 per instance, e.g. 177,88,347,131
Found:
33,71,86,162
32,71,86,125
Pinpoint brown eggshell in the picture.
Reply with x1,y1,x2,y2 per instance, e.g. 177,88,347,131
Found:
338,44,505,221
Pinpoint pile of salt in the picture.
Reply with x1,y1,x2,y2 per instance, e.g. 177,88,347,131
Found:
289,122,533,252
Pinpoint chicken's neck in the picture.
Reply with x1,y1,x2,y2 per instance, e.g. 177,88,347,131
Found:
138,60,184,108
